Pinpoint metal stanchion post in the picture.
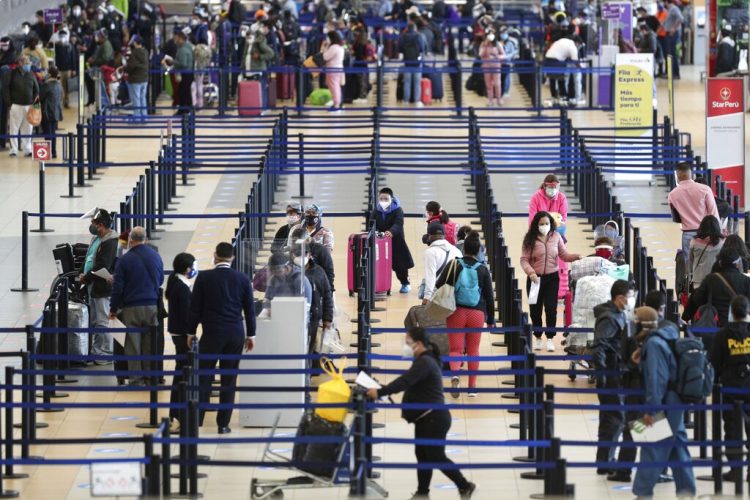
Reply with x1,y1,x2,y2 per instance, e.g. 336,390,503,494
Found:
160,417,171,496
75,123,91,188
292,133,310,200
136,326,160,429
61,133,80,199
0,378,19,497
30,163,53,233
3,367,28,480
11,213,38,292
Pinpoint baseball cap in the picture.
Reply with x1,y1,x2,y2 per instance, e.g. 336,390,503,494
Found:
427,221,444,236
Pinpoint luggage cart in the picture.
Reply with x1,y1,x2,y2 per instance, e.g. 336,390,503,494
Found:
563,330,595,384
250,414,388,499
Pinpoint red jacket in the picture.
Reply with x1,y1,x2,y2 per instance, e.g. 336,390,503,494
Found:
426,214,458,245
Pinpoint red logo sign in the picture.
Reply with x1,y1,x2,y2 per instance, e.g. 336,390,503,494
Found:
707,78,744,118
720,87,731,100
32,142,51,161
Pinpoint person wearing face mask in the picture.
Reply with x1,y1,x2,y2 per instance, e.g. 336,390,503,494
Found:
520,211,580,352
3,55,39,158
588,279,636,475
261,252,313,319
290,204,334,252
78,209,118,363
688,215,725,290
54,31,78,109
479,31,504,106
710,295,750,482
172,28,194,115
165,252,197,432
39,67,63,159
272,201,304,253
0,37,16,151
21,36,48,73
374,187,414,293
424,201,458,245
366,327,477,498
499,27,518,99
290,244,332,360
188,242,255,434
683,247,750,330
290,227,335,291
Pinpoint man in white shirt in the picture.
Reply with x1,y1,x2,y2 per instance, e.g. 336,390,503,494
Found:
422,221,463,303
543,35,582,104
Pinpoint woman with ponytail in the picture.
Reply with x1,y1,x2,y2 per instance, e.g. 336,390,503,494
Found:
165,252,197,431
366,327,477,498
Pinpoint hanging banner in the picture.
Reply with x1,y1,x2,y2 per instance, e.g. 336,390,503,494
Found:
706,77,746,205
614,53,654,181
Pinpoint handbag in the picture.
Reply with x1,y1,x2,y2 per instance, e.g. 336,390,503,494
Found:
418,249,451,300
425,259,458,321
312,52,326,68
693,273,736,329
26,103,41,127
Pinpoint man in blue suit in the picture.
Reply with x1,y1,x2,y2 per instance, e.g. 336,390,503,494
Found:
188,242,256,434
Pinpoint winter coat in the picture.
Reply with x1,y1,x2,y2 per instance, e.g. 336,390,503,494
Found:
527,188,569,227
683,266,750,327
590,300,628,372
519,231,577,277
374,197,414,275
39,78,63,122
426,214,458,245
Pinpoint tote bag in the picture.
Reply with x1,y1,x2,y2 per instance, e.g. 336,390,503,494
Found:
425,259,458,322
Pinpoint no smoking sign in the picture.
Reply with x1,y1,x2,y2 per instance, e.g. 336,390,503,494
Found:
32,141,51,162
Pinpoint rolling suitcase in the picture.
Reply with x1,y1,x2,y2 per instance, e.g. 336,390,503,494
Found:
66,301,89,361
293,412,347,478
276,69,295,100
347,233,392,296
267,77,277,108
237,80,263,116
396,73,404,101
421,77,432,105
429,65,444,100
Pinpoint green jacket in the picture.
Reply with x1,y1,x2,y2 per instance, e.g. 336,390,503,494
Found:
245,36,275,71
124,46,149,84
174,41,194,71
90,40,114,67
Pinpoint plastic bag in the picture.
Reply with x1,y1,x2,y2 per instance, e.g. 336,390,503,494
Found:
320,327,344,354
26,103,41,127
528,280,540,305
315,357,351,423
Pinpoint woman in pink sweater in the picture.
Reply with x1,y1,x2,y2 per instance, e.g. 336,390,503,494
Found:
479,32,505,106
528,174,571,301
520,211,580,352
322,30,345,111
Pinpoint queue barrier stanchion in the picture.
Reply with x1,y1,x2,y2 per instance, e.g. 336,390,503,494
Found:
3,366,28,480
699,384,723,492
160,417,172,496
733,399,743,495
30,162,53,234
10,212,38,293
521,365,545,480
36,306,68,406
61,133,80,199
20,328,44,460
136,326,160,429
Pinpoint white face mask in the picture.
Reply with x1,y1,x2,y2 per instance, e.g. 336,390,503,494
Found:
538,224,550,236
626,296,636,311
424,212,430,220
378,199,391,210
401,342,414,358
487,33,495,42
287,214,299,225
294,256,309,268
22,26,30,35
545,187,559,198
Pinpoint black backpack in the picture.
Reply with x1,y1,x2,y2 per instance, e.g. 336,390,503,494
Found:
652,330,714,403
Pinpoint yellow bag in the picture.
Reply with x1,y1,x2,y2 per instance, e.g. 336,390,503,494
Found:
315,358,351,423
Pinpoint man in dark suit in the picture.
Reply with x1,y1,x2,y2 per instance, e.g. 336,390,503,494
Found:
188,242,255,434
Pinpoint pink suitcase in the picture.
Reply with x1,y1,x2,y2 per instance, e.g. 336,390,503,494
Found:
347,233,392,296
238,80,263,116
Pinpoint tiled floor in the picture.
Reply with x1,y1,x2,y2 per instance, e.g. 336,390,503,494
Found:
0,64,741,499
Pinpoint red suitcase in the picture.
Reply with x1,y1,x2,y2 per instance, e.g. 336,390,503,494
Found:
347,233,392,296
238,80,262,116
421,78,432,105
277,69,295,100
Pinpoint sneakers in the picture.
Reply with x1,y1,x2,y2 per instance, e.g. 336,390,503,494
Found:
606,471,631,482
352,98,368,104
399,284,410,293
546,339,555,352
459,482,476,498
416,101,424,108
467,391,478,398
533,337,543,351
450,376,460,399
324,100,334,107
9,151,16,157
24,152,32,157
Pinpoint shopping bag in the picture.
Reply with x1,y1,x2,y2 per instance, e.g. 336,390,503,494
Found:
425,260,457,321
26,103,41,127
528,280,540,305
320,326,345,354
315,357,351,423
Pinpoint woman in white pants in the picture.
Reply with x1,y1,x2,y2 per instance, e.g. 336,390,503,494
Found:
5,56,39,157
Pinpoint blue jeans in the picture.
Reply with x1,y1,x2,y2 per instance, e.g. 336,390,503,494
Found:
681,231,696,264
632,392,696,497
664,32,680,78
128,81,148,119
403,65,421,103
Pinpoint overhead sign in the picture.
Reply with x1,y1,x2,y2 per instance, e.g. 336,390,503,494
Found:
32,141,51,162
90,461,142,497
614,53,654,181
706,77,746,205
43,8,63,24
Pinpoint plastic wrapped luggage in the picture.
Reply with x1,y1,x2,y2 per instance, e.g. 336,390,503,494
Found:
571,274,616,328
292,412,347,478
569,256,614,282
421,77,432,105
347,233,392,296
67,301,89,357
237,80,263,116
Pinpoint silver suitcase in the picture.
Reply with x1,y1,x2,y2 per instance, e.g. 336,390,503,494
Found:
67,301,89,356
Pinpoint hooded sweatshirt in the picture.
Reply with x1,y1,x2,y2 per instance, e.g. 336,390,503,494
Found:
590,300,628,371
641,321,680,413
423,239,462,300
527,188,568,226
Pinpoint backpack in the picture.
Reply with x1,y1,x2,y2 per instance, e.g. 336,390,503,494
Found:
454,259,481,307
653,331,714,403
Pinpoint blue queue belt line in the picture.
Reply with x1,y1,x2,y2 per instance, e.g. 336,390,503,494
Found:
0,458,149,466
561,439,746,448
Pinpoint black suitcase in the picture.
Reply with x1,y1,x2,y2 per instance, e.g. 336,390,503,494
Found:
72,243,90,270
428,64,444,101
396,73,404,101
292,412,347,478
53,244,75,275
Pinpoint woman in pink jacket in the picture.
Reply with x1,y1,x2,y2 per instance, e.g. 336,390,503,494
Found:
479,31,505,107
528,174,571,302
520,211,580,352
322,30,345,111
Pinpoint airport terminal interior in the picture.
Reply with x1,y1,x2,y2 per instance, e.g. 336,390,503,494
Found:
0,0,746,498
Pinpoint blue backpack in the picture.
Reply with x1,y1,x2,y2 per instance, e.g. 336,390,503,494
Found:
455,259,481,307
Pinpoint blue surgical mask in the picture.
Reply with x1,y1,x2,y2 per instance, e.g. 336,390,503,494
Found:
22,64,31,72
